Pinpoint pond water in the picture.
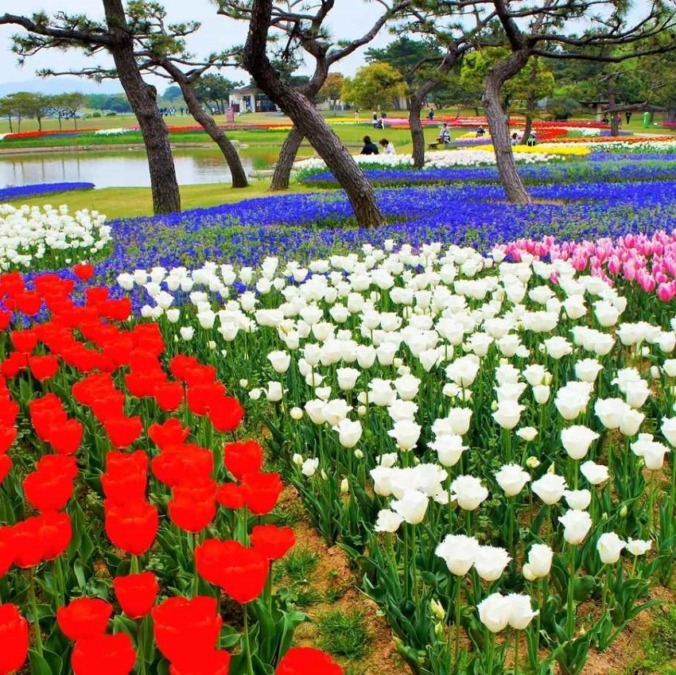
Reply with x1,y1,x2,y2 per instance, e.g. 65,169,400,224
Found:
0,147,311,188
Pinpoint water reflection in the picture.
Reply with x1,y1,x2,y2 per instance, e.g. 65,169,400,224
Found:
0,147,310,188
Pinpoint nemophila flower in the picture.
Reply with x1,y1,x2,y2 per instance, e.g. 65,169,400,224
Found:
561,426,599,460
495,464,531,496
57,598,113,641
522,543,553,580
435,534,480,576
559,509,593,545
531,473,567,505
0,604,29,674
597,532,626,564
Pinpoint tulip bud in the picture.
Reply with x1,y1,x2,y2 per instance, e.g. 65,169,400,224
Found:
290,407,303,420
340,478,349,495
358,405,367,416
320,470,328,480
526,457,541,469
239,379,249,388
434,622,445,639
430,599,446,622
292,453,303,466
354,449,364,460
620,505,628,518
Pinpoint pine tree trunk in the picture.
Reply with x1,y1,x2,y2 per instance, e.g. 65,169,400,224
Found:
270,127,304,191
103,0,180,215
522,112,533,145
483,52,532,204
180,79,248,188
243,0,383,228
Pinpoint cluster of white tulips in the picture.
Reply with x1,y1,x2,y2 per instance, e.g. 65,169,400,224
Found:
294,148,559,174
93,127,135,136
120,240,675,674
0,204,111,271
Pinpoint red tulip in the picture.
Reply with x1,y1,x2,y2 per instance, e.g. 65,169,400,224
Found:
28,354,59,382
0,604,29,674
168,479,217,533
48,418,84,455
154,381,184,412
105,500,158,556
0,272,24,297
251,525,296,561
223,440,264,480
113,572,159,619
101,298,131,322
1,352,28,378
169,650,232,675
22,463,75,512
208,397,244,433
276,647,343,675
73,264,95,281
152,443,214,488
101,452,148,504
148,418,190,450
195,539,268,604
71,633,136,675
153,596,222,664
124,370,166,399
9,330,37,353
216,483,244,510
241,472,283,515
57,598,113,640
36,511,72,561
0,309,10,332
0,427,16,455
0,527,14,577
103,416,143,448
85,287,110,307
14,292,41,316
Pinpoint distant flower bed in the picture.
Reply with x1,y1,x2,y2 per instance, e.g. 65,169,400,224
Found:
0,182,95,201
0,129,99,141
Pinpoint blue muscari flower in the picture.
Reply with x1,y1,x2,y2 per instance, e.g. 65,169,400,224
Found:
0,182,95,201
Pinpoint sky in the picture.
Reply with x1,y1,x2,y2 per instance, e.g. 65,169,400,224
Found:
0,0,394,91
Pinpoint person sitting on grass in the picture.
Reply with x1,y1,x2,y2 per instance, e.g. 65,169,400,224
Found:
379,138,396,155
476,126,486,138
360,136,379,155
437,123,451,145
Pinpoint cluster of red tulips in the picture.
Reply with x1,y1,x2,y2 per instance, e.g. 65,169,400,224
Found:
0,268,342,674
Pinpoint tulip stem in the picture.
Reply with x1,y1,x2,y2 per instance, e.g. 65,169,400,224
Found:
513,628,519,675
243,605,254,675
485,630,495,674
28,569,44,656
453,580,462,673
566,546,576,640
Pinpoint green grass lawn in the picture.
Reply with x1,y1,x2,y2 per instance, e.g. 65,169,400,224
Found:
5,181,319,219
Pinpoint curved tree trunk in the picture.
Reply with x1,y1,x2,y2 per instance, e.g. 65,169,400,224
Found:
243,0,383,228
179,79,249,188
270,127,304,191
103,0,180,214
483,51,532,204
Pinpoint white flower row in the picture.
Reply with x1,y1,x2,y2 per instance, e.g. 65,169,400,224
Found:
0,204,111,271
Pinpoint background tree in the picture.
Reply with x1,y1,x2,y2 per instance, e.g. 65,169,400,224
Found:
0,92,47,132
126,1,248,188
318,72,344,108
341,62,408,110
227,0,410,227
193,73,241,115
218,0,409,199
52,92,86,129
1,0,182,215
162,84,184,103
365,35,442,87
0,97,15,132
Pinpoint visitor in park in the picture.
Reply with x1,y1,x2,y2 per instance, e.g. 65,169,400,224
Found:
626,110,633,124
476,126,486,137
379,138,396,154
511,132,519,145
437,123,451,145
527,132,537,146
360,135,379,155
373,117,385,129
427,108,435,121
372,111,378,122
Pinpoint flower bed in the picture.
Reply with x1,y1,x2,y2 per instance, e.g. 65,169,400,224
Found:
117,240,675,674
0,182,95,202
0,204,111,273
0,267,341,675
0,129,99,141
